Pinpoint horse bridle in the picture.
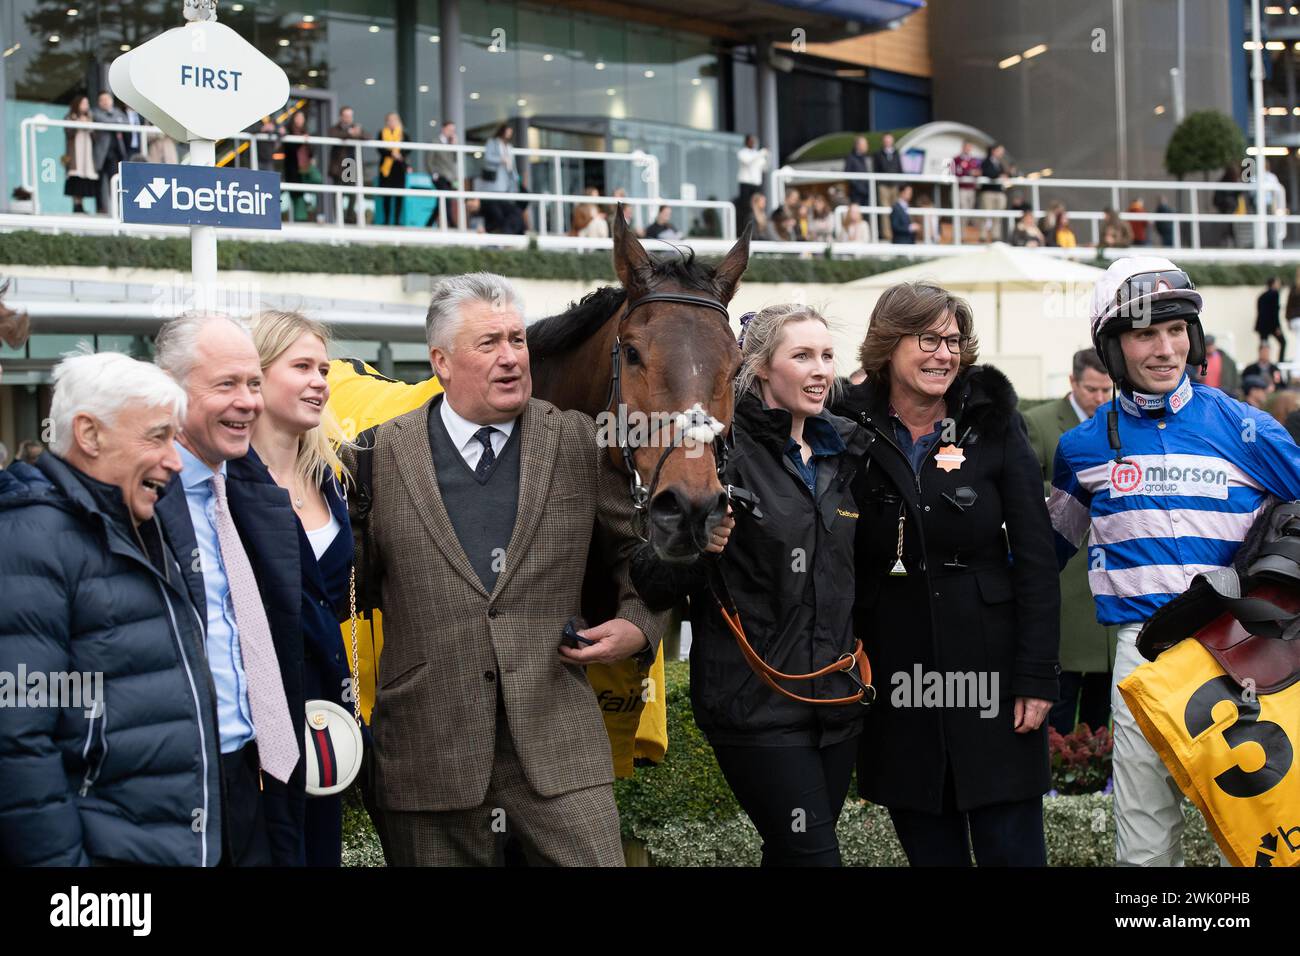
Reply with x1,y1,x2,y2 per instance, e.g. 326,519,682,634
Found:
606,291,735,538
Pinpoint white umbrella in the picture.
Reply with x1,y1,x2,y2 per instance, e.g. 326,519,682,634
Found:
848,243,1108,353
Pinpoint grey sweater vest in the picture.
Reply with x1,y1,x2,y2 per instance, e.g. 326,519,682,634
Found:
427,405,521,593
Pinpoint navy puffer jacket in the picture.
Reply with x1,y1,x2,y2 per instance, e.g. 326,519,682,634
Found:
0,453,223,866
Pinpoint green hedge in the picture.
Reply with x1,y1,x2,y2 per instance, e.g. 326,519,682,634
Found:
340,658,1219,866
0,228,1289,286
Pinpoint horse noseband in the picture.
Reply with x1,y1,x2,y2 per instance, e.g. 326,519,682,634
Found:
609,290,734,538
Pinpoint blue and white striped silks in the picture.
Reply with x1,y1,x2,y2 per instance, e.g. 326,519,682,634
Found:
1049,374,1300,626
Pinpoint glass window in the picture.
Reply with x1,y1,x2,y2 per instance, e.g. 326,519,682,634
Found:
461,0,518,137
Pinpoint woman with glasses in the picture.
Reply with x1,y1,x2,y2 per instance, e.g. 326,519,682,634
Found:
831,281,1060,866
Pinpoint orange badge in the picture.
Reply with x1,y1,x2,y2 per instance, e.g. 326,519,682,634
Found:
935,445,965,472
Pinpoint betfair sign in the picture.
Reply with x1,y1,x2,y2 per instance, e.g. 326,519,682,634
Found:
121,163,281,230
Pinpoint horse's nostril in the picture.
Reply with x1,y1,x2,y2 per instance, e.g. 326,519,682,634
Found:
649,489,686,522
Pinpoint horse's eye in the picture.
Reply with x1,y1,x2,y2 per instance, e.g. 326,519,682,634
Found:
625,345,642,366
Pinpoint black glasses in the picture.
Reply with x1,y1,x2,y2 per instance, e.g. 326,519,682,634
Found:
915,332,968,354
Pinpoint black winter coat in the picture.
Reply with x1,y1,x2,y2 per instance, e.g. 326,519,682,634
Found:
0,454,224,866
631,392,870,747
832,366,1060,813
155,448,307,865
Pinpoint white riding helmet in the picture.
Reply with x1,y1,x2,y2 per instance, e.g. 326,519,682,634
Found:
1089,256,1206,381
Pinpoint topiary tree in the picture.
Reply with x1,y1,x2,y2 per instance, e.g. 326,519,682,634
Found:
1164,110,1248,180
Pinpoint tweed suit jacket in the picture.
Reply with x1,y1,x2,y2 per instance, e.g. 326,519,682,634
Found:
343,395,665,812
1022,396,1118,674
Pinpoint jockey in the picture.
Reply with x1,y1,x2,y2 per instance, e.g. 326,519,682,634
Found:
1047,256,1300,865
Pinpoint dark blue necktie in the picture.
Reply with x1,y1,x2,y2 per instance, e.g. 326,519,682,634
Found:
472,426,498,483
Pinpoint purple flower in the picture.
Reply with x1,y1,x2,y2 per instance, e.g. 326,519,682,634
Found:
1102,776,1113,796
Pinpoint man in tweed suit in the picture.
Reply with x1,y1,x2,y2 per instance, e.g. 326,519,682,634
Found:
345,273,664,866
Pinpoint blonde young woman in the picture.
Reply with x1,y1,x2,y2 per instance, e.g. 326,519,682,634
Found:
236,310,358,867
631,305,870,866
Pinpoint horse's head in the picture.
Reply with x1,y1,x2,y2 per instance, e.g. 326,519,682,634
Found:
609,209,750,563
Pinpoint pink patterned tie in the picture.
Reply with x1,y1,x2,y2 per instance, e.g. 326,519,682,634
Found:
211,472,299,783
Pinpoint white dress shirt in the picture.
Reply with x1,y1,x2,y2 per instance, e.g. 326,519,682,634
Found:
1068,392,1088,423
440,395,516,470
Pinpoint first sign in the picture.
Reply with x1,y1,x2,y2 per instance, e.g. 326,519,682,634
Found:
110,21,289,142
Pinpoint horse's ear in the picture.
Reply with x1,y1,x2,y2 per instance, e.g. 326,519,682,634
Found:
612,204,651,296
713,223,752,305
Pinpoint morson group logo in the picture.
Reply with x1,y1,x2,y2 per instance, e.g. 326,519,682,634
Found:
120,162,281,231
1108,455,1232,499
1111,460,1142,493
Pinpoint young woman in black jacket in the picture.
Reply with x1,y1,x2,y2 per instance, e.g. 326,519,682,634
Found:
631,304,870,866
831,281,1060,866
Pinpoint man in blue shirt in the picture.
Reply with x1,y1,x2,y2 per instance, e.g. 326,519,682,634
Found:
154,312,306,866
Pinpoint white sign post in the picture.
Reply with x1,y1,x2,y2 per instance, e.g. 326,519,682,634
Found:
109,3,289,309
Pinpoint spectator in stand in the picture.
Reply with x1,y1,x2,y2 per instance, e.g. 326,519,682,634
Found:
952,141,982,237
977,143,1010,242
327,107,366,225
643,205,680,241
63,95,98,214
807,193,836,243
873,133,903,241
1127,198,1149,246
780,187,807,240
1101,207,1133,249
1242,374,1271,409
147,133,179,166
767,207,797,241
1213,166,1243,247
1038,201,1064,247
1199,335,1241,396
845,136,873,220
377,112,407,227
1256,276,1286,362
1154,195,1175,247
736,135,769,230
464,196,486,233
1243,340,1286,390
281,110,319,223
749,191,770,239
13,439,46,472
914,193,940,244
483,123,518,193
1010,209,1045,247
90,91,127,216
1053,209,1077,248
255,116,280,171
423,120,460,229
890,184,918,244
571,203,609,239
837,201,869,242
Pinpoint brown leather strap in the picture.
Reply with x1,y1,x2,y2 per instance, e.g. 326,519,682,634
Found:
715,602,875,706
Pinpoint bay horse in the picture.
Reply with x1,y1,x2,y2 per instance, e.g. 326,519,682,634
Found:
529,210,750,563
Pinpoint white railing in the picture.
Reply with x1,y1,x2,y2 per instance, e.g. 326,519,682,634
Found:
19,116,734,239
776,167,1293,250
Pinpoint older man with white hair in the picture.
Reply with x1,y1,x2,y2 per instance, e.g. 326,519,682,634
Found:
343,272,664,866
0,351,225,866
153,311,307,867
